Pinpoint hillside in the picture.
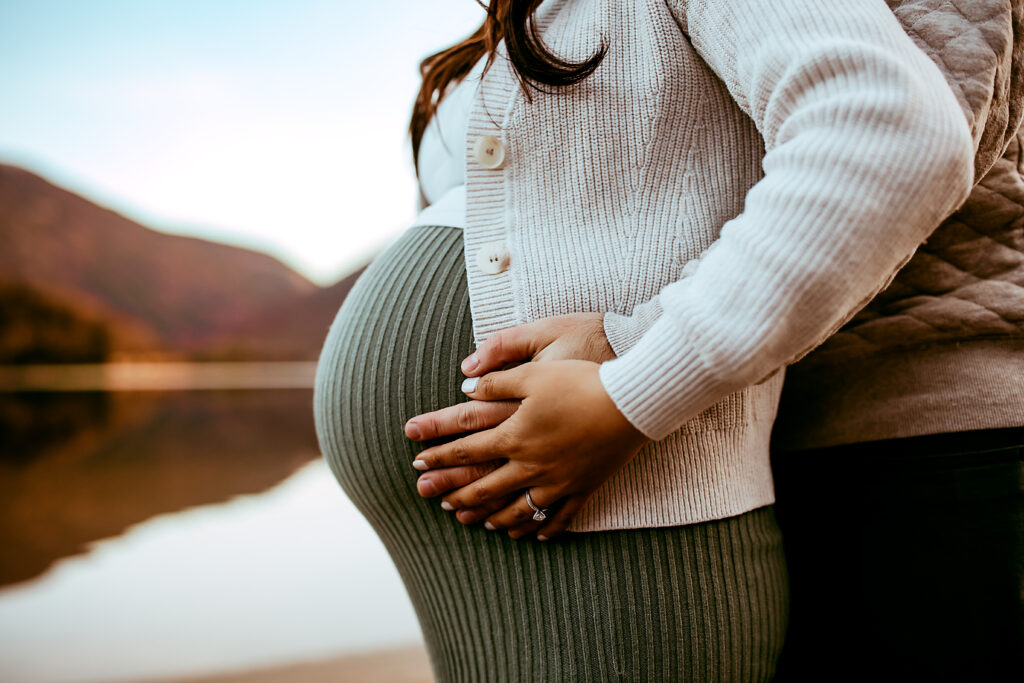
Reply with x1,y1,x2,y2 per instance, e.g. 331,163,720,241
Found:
0,164,319,354
201,265,367,360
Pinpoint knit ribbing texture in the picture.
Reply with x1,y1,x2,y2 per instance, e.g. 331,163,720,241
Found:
313,225,789,682
454,0,975,529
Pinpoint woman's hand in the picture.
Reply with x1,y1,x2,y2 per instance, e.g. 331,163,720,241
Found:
406,313,618,529
405,313,616,447
459,312,616,375
410,360,649,540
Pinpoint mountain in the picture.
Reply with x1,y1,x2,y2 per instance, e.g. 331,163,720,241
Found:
199,265,367,360
0,164,320,356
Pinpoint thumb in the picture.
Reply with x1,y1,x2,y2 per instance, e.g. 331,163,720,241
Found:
462,321,558,376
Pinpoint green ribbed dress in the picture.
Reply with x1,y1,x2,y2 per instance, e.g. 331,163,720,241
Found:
313,225,788,682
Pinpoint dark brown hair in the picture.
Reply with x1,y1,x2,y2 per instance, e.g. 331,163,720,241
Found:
409,0,606,167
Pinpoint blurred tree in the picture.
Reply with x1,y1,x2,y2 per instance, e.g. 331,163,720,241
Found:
0,281,111,362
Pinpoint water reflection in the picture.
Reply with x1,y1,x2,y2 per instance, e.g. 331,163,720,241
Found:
0,388,424,682
0,390,319,587
0,460,421,683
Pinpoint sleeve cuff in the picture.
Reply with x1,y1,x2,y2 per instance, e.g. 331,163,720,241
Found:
602,260,701,357
603,297,664,357
599,312,726,442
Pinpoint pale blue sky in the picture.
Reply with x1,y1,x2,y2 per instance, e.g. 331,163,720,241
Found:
0,0,484,284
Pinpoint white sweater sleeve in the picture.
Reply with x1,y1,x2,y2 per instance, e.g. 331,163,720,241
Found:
597,0,975,441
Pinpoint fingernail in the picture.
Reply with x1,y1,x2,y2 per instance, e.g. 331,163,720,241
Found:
440,501,454,511
537,535,549,542
417,478,437,497
484,521,496,530
461,377,478,394
405,421,421,440
461,353,479,374
412,460,428,471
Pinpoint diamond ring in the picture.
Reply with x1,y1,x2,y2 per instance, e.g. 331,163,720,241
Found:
525,489,549,522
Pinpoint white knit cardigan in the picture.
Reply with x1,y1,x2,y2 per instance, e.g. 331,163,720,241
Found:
456,0,974,531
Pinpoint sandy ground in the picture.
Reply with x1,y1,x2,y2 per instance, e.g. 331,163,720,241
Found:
150,645,433,683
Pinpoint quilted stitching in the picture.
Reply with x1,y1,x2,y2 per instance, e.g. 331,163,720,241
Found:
889,0,1001,135
806,129,1024,363
887,0,1022,177
796,1,1024,367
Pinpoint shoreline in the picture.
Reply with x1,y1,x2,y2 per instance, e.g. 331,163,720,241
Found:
0,361,318,391
146,644,432,683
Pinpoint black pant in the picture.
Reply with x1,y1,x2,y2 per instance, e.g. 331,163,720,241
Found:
771,427,1024,683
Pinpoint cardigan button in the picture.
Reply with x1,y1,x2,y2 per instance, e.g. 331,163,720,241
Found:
475,241,511,275
473,135,506,169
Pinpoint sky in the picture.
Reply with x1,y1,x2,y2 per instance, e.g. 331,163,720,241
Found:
0,0,485,285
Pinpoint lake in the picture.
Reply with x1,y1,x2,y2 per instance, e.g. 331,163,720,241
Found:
0,374,424,682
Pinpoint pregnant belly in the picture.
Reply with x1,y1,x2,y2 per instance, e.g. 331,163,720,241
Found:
312,224,474,525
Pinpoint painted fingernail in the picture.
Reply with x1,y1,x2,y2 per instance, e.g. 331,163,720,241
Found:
405,421,422,440
484,521,496,530
537,535,549,542
440,501,454,511
412,460,428,471
417,478,437,497
461,353,479,374
461,377,478,394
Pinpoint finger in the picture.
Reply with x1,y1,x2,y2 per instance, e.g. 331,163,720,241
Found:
454,496,513,525
416,461,503,498
460,364,534,401
412,428,511,470
483,486,562,530
405,400,519,441
506,518,543,540
535,493,590,541
462,322,554,376
440,465,531,510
